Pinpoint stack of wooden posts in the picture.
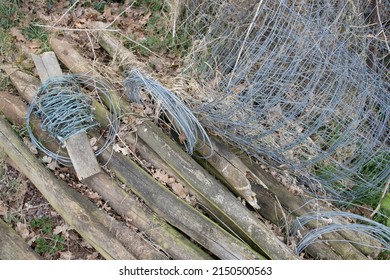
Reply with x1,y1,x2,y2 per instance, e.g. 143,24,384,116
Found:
0,31,381,260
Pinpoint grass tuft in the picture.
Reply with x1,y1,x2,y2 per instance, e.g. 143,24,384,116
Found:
23,23,51,52
30,217,66,256
0,1,21,29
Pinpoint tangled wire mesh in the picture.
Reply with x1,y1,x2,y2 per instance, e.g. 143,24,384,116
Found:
176,0,390,202
291,211,390,254
124,69,212,155
26,74,120,165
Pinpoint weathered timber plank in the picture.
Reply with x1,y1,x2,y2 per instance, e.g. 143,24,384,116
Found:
0,218,41,260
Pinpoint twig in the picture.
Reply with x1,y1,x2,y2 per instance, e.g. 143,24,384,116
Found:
105,1,136,30
169,0,181,42
375,0,390,53
227,0,264,88
118,33,162,58
370,176,390,218
53,0,80,27
86,31,97,71
33,24,120,32
274,195,289,235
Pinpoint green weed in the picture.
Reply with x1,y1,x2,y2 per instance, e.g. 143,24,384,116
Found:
93,1,107,13
134,0,166,12
0,29,13,58
30,217,66,255
377,250,390,260
380,193,390,227
31,217,52,234
314,150,390,226
23,23,51,52
0,70,11,89
356,152,390,206
0,1,21,29
130,3,191,56
34,235,65,255
92,0,122,13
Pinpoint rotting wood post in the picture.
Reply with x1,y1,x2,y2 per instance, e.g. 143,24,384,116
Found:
0,116,136,260
243,159,373,259
31,52,101,181
198,138,371,259
99,149,266,260
0,218,41,260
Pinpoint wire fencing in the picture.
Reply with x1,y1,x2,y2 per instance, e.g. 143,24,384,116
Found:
176,0,389,202
26,74,120,165
291,211,390,254
124,69,211,154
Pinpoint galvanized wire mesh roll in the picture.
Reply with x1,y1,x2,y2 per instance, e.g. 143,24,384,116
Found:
26,74,120,166
179,0,390,202
124,69,212,155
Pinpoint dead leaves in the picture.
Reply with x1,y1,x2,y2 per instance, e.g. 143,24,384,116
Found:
153,169,171,183
26,40,42,53
23,137,38,155
42,156,59,171
9,27,26,42
86,251,100,260
53,224,69,236
113,143,131,156
16,222,30,240
152,169,193,203
0,201,7,216
58,251,73,260
170,182,189,199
